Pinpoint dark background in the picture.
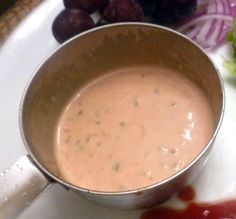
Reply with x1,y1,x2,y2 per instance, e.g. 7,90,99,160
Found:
0,0,17,16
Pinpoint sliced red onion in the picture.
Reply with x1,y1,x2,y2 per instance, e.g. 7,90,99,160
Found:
177,0,236,49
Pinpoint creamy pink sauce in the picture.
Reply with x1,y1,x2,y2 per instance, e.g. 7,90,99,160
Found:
54,66,214,192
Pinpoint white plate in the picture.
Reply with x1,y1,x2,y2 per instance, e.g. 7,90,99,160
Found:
0,1,236,218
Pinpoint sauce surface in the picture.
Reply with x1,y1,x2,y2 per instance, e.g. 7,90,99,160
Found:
54,66,214,192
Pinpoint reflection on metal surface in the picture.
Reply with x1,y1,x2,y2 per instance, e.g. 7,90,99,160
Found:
0,156,51,219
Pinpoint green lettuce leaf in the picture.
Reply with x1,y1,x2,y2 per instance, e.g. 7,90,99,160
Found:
223,18,236,78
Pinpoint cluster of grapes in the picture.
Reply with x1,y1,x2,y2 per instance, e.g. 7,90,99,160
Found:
52,0,197,43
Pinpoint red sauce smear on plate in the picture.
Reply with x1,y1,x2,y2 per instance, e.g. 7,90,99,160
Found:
140,186,236,219
177,185,196,202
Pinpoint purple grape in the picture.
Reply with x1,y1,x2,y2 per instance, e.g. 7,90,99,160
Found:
99,0,109,14
63,0,109,14
137,0,156,15
52,9,95,43
103,0,144,23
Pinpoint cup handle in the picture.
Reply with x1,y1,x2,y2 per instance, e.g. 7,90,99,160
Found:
0,155,53,219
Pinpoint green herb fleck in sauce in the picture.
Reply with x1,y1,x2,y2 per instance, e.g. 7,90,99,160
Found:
120,121,127,128
95,121,101,125
86,134,96,143
65,136,71,143
133,98,140,107
141,72,151,77
112,162,121,172
75,140,84,150
77,110,83,117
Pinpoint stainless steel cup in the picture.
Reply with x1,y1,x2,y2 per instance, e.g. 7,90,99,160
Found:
0,23,224,219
